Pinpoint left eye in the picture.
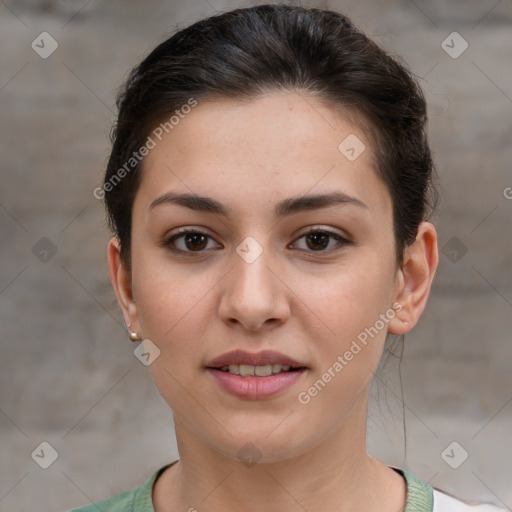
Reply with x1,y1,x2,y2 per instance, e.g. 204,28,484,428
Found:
291,229,350,252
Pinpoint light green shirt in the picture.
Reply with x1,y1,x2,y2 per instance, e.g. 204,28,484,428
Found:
71,462,435,512
70,462,508,511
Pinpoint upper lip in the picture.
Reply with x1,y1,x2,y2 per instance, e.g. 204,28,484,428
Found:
206,350,307,369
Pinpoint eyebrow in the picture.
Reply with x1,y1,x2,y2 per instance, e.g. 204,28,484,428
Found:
149,191,368,217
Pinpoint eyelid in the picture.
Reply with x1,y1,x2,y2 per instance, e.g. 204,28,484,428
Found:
294,226,351,242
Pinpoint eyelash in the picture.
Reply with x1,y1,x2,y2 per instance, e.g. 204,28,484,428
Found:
162,227,351,256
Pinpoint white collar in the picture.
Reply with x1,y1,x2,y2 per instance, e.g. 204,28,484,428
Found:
433,488,507,512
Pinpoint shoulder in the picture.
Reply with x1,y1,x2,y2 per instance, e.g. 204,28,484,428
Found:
393,467,506,512
69,463,174,512
433,488,507,512
70,485,139,512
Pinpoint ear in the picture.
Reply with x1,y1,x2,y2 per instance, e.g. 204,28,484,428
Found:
388,221,438,334
107,237,140,335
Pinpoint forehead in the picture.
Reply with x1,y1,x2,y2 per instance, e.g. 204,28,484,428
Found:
137,92,391,219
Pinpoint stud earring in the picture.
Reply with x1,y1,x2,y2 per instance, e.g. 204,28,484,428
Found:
129,331,141,342
127,323,141,342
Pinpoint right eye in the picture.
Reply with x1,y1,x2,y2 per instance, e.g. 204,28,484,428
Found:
163,228,221,255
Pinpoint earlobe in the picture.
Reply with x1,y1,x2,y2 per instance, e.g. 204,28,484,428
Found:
107,237,139,333
388,222,438,335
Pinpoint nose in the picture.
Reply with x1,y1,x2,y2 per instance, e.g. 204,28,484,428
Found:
218,243,290,332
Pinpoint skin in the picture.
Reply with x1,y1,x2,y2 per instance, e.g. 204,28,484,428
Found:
108,91,438,512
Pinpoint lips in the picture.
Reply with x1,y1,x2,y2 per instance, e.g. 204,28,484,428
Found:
206,349,306,369
205,350,308,400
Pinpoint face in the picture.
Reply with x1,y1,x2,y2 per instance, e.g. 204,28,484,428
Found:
110,91,430,464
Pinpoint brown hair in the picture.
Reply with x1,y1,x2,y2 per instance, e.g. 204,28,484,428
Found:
102,4,438,269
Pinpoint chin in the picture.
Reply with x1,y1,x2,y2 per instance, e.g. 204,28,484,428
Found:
203,422,314,466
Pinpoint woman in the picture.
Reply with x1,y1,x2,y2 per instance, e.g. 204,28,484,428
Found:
74,5,505,512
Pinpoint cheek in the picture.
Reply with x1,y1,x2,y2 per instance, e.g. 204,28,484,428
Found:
132,261,212,351
301,256,395,341
294,267,394,418
300,255,396,401
132,263,213,410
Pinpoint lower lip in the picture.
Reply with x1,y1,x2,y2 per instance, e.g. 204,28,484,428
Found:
206,368,306,400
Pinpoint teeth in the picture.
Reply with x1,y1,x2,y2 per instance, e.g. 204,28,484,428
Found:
219,364,293,376
239,364,255,376
255,365,272,377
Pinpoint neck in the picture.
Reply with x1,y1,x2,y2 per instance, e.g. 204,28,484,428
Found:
154,398,406,512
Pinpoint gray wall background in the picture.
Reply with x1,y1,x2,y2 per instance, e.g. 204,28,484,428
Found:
1,1,511,511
